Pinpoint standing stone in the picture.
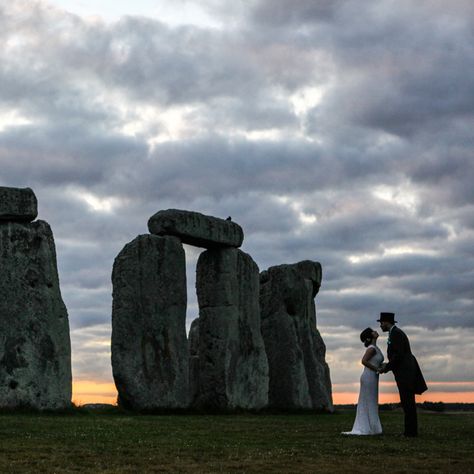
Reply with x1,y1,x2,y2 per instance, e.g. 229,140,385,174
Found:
0,186,38,222
148,209,244,248
195,248,268,410
111,234,189,410
260,260,333,411
0,220,72,409
188,318,200,406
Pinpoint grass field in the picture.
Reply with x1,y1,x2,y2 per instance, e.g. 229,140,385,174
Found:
0,409,473,473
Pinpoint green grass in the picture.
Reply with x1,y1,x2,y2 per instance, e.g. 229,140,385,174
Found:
0,409,473,473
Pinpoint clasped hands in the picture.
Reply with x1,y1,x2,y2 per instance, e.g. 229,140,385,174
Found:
377,363,388,374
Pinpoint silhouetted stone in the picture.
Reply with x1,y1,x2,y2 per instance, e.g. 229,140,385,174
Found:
0,221,72,409
188,318,200,406
111,234,189,410
260,260,333,411
195,248,268,410
148,209,243,248
0,186,38,222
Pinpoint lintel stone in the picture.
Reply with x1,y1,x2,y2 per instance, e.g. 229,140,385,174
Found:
0,187,38,222
148,209,243,248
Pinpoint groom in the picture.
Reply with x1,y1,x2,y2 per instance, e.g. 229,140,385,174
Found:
378,312,427,437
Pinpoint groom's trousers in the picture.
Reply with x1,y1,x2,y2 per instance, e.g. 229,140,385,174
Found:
399,389,417,436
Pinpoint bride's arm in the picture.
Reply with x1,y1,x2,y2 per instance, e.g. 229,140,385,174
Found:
361,347,378,371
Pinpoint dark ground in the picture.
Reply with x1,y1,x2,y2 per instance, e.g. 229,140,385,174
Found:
0,408,473,473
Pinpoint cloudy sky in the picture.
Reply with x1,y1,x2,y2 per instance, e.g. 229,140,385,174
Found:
1,0,473,404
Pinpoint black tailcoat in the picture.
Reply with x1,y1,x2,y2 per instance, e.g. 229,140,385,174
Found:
386,326,427,395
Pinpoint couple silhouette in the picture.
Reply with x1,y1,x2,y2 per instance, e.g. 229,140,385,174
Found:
343,312,427,437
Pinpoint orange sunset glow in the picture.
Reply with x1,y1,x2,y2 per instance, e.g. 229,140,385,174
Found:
72,380,118,406
332,380,474,404
333,391,474,405
73,380,474,406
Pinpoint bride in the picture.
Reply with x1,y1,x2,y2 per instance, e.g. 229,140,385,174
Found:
342,327,384,435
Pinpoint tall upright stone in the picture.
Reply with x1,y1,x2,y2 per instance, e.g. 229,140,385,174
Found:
0,188,71,410
188,318,200,406
195,248,268,410
260,260,333,411
111,234,189,410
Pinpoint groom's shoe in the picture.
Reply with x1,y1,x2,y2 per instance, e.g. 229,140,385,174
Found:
404,432,418,437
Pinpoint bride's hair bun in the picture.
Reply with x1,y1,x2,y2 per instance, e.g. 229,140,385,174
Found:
360,327,373,347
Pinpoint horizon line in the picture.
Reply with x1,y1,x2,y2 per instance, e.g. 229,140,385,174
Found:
71,380,474,406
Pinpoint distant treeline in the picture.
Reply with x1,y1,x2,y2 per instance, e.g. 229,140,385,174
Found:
336,402,474,412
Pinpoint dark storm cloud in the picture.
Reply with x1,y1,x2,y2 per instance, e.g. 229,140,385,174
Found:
4,8,305,109
114,135,411,205
194,97,299,132
136,138,326,199
250,0,344,26
0,124,146,187
0,3,308,141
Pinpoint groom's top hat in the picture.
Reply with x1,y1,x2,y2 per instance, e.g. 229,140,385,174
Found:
377,312,397,323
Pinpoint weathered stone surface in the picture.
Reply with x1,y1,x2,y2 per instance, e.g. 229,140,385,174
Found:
188,318,200,406
111,234,189,410
0,187,38,222
195,248,268,410
260,260,333,411
0,221,72,409
148,209,244,248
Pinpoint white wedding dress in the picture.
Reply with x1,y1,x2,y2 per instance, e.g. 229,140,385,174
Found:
342,345,384,435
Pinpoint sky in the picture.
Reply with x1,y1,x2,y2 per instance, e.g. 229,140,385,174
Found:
1,0,473,405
